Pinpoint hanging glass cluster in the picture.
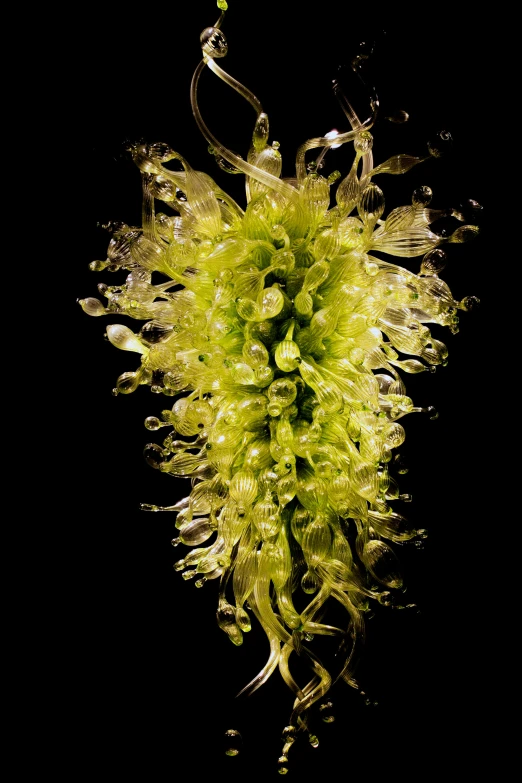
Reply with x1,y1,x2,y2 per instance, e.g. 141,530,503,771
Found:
80,0,480,772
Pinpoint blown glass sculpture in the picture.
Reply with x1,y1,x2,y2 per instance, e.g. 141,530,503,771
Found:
79,1,480,771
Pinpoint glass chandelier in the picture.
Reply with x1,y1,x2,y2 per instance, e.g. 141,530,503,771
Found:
78,1,483,773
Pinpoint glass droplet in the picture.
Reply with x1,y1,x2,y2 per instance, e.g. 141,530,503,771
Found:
412,185,433,208
448,225,480,244
427,130,453,158
89,259,108,272
308,733,319,749
453,198,483,223
358,183,385,224
253,112,269,152
144,443,164,469
278,755,289,775
319,701,335,723
282,725,296,742
420,248,447,276
393,453,408,475
224,729,242,757
385,109,409,124
140,321,174,344
460,295,480,312
144,416,161,431
78,297,106,317
301,569,318,594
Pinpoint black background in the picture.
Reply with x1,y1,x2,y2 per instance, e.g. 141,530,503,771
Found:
65,4,496,779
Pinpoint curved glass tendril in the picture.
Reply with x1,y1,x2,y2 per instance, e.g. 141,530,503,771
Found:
79,0,480,771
